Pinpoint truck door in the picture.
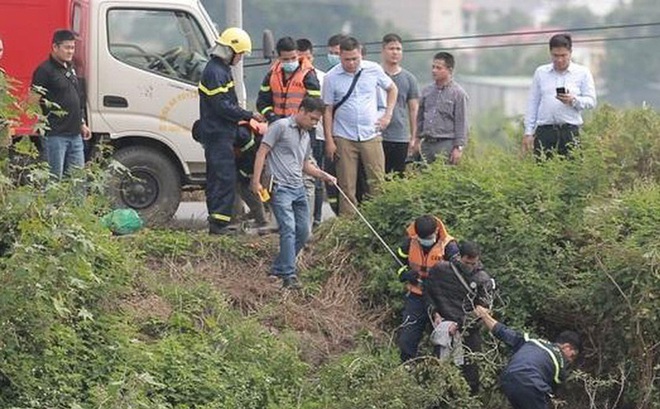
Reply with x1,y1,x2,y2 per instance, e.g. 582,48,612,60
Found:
95,4,213,223
97,5,210,166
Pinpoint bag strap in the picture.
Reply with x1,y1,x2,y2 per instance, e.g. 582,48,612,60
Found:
449,262,476,297
333,69,363,112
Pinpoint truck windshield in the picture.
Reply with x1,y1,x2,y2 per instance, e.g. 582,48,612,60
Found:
108,9,210,84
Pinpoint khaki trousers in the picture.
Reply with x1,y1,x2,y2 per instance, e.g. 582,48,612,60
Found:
335,136,384,215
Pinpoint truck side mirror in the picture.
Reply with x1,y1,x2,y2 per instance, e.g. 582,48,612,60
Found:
262,29,275,60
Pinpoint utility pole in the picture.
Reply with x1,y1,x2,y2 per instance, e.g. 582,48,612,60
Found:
225,0,246,107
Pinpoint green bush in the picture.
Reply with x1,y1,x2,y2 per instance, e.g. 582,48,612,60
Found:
1,81,659,409
326,105,660,408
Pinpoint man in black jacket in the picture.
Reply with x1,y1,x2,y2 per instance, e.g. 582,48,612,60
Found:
424,241,495,395
32,30,91,179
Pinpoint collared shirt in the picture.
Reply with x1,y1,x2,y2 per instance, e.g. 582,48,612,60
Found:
524,61,597,135
262,116,312,188
322,59,393,142
417,80,468,146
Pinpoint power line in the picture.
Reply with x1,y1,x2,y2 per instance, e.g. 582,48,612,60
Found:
248,21,660,56
370,33,660,54
246,31,660,60
363,21,660,46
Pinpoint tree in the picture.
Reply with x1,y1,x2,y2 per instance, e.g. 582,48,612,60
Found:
602,0,660,107
546,6,601,30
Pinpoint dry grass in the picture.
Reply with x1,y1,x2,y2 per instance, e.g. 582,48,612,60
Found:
135,230,390,366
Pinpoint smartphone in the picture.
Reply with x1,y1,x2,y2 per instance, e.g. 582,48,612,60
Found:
556,87,567,95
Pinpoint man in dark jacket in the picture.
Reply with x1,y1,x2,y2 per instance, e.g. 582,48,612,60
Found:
475,305,581,409
32,29,91,179
198,27,264,234
424,240,495,395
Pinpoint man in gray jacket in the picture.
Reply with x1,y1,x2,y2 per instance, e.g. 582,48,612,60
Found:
412,52,468,164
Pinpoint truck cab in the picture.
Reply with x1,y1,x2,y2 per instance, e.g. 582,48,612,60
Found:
0,0,264,223
92,0,215,223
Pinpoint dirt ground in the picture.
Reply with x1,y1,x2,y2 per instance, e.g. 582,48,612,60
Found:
134,231,392,366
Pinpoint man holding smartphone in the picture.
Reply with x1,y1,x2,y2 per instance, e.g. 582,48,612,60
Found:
522,33,597,157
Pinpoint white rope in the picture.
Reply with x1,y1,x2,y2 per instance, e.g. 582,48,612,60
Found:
333,182,404,267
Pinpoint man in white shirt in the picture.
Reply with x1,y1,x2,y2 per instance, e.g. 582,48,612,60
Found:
522,33,596,158
322,36,397,215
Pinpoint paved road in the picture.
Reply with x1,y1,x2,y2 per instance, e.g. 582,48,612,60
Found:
172,201,336,230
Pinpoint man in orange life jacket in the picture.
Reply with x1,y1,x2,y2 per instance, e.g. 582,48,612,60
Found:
256,36,321,124
396,214,459,362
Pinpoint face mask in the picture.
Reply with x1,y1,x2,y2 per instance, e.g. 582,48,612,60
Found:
282,60,299,73
327,53,341,67
418,235,436,247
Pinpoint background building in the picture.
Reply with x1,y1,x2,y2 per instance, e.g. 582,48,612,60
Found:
369,0,464,39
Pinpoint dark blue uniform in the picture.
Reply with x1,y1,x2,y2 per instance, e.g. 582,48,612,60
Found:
198,57,253,229
493,323,568,409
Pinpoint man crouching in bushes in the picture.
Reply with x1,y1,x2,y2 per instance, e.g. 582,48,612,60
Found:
475,305,581,409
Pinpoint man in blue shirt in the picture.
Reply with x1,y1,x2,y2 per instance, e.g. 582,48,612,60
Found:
322,36,397,215
523,33,597,158
475,306,581,409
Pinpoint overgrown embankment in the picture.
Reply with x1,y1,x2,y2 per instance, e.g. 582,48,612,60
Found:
0,105,659,408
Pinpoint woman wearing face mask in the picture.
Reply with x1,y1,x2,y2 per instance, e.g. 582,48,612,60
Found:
256,36,321,124
424,240,496,396
395,214,459,363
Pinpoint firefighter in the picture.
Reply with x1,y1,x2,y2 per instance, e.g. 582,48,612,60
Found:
256,36,321,123
234,119,269,231
396,214,459,362
475,306,581,409
197,27,264,235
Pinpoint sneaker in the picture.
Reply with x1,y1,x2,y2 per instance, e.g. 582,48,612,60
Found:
312,220,321,229
281,275,301,290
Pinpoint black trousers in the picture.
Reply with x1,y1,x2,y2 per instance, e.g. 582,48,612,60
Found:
398,293,429,362
430,322,482,395
312,139,325,223
204,135,236,227
383,141,409,174
534,124,579,158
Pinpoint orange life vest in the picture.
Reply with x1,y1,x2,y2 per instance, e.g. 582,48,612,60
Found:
269,57,315,116
405,216,454,296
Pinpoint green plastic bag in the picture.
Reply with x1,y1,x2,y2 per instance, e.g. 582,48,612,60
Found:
101,208,144,235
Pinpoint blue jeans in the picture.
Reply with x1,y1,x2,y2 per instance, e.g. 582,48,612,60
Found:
271,184,310,277
42,134,85,179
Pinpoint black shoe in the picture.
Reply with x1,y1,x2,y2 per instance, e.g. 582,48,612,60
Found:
281,275,301,289
209,223,232,235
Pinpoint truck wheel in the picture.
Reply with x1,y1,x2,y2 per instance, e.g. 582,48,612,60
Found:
110,146,181,225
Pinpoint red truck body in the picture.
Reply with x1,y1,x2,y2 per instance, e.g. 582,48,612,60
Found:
0,0,88,133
